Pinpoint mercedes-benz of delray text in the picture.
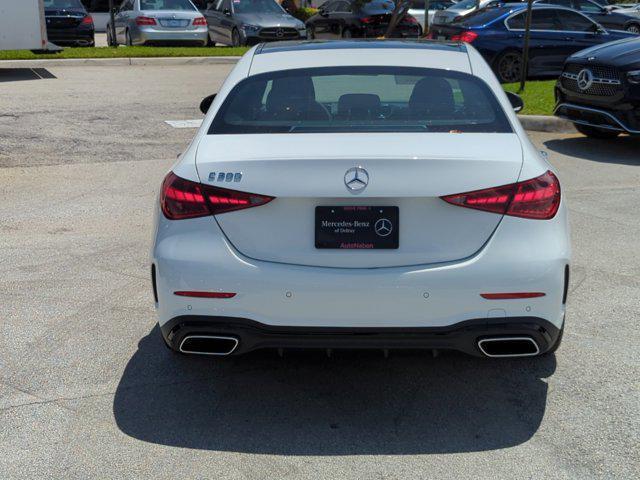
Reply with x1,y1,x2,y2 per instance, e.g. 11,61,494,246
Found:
152,40,570,359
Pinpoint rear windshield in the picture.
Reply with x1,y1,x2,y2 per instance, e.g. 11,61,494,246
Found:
140,0,197,10
209,67,512,134
457,7,507,25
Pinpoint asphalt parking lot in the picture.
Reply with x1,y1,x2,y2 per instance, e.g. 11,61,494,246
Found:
1,64,639,479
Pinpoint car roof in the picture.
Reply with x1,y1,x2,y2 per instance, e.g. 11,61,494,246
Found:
256,39,466,55
249,40,473,75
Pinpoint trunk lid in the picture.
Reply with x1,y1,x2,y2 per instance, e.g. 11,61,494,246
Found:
45,10,84,28
196,133,523,268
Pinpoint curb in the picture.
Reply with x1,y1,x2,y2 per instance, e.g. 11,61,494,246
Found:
0,56,241,68
517,114,576,134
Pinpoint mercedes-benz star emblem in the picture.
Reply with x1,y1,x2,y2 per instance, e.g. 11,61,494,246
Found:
344,167,369,193
577,68,594,91
275,28,284,38
374,218,392,237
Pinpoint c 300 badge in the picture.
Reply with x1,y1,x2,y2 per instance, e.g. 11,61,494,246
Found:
208,172,242,183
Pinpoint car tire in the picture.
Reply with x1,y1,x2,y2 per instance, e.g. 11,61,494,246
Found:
574,123,621,139
125,29,133,47
231,28,242,47
625,22,640,34
494,50,523,84
342,28,352,39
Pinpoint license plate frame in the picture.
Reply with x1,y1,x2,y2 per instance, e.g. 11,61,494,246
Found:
315,206,399,250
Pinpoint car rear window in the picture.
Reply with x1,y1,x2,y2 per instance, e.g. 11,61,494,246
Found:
209,67,512,134
140,0,197,10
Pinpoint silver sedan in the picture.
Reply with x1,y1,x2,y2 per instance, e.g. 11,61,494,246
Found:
108,0,208,46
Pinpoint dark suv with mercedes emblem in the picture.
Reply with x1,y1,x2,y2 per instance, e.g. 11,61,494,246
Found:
555,37,640,138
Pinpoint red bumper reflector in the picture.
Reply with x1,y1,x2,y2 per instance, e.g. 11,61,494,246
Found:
481,292,546,300
174,291,236,298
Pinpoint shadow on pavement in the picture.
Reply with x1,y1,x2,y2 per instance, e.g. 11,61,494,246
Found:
0,68,56,83
114,326,556,455
544,135,639,166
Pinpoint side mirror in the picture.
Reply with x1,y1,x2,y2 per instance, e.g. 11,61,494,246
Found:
506,91,524,113
319,8,328,16
223,8,231,16
200,93,216,114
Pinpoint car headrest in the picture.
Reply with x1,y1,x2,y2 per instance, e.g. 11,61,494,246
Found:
266,77,316,111
337,94,381,119
409,77,455,117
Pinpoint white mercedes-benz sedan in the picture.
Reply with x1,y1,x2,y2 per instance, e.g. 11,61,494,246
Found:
152,40,570,359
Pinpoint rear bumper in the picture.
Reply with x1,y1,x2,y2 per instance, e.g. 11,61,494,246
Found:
47,29,94,46
160,315,561,357
134,26,208,46
152,200,571,331
363,25,421,38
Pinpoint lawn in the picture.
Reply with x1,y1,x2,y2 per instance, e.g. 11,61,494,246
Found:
503,80,556,116
0,46,249,60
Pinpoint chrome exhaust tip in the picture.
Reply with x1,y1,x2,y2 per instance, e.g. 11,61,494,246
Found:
477,336,540,358
179,335,239,356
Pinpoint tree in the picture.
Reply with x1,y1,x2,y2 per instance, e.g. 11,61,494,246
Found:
384,0,412,38
108,0,117,48
518,0,534,92
423,0,430,37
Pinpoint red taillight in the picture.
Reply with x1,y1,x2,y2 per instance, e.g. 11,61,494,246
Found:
402,15,418,25
193,16,207,26
481,292,546,300
174,291,236,298
81,15,94,25
160,172,273,220
451,30,478,43
360,16,375,24
135,16,157,26
441,171,561,220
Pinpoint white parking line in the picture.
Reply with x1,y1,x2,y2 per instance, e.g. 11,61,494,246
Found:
165,119,203,129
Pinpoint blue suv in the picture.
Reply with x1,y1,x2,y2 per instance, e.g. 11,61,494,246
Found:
429,4,637,83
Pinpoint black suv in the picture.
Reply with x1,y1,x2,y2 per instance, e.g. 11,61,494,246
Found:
555,37,640,138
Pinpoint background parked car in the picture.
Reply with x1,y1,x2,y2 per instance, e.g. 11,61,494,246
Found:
555,35,640,137
407,0,457,30
306,0,421,39
107,0,208,47
201,0,306,46
44,0,95,47
536,0,640,33
614,4,640,18
429,4,637,83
